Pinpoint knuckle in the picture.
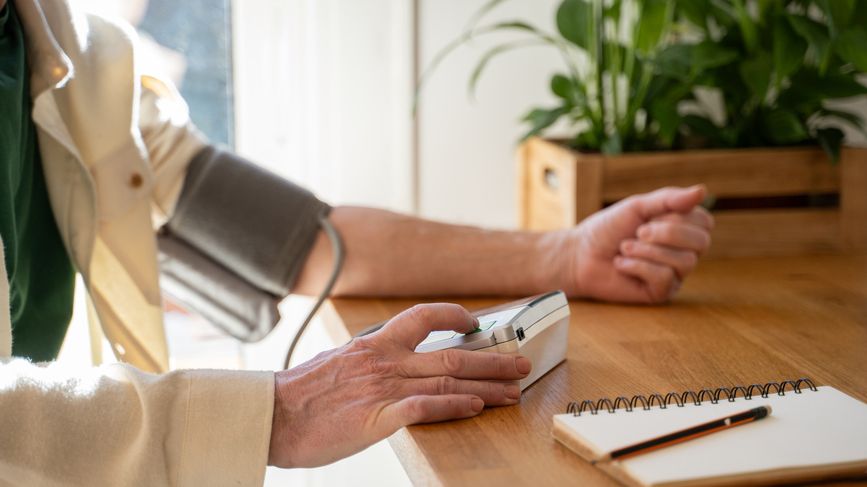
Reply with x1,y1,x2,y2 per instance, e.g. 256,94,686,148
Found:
346,336,372,353
346,338,397,378
624,239,643,255
441,303,470,322
493,354,511,377
441,349,464,375
406,304,432,323
657,223,677,242
622,195,641,211
404,398,429,422
367,354,396,377
436,376,456,395
640,242,661,260
647,268,675,303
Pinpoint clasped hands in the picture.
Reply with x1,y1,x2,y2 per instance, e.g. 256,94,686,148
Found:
269,185,713,467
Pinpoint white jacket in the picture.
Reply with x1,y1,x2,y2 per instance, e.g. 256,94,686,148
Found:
1,0,273,484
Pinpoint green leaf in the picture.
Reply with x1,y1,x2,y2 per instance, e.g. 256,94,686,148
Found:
676,0,711,31
854,1,867,26
604,0,623,20
739,52,772,101
816,127,845,164
681,114,722,143
634,0,672,55
484,20,547,35
649,94,681,146
551,74,587,107
574,130,600,150
654,45,694,80
692,42,740,70
654,43,738,81
787,14,831,74
763,109,809,144
707,1,738,29
834,29,867,71
778,70,867,108
817,0,855,33
521,106,570,140
556,0,592,50
551,74,572,100
732,0,759,53
756,0,775,22
773,15,807,84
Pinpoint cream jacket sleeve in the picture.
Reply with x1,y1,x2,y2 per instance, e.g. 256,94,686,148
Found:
2,235,274,487
0,358,274,486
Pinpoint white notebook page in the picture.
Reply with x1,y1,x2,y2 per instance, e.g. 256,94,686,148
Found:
554,386,867,485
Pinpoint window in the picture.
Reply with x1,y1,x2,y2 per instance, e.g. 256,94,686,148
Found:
136,0,235,147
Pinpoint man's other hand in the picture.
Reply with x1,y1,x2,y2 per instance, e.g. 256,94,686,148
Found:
268,303,532,468
554,185,714,303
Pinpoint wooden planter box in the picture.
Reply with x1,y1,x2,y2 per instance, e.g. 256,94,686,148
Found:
517,137,867,259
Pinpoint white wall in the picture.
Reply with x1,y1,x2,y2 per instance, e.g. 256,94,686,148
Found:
233,0,416,212
416,0,565,229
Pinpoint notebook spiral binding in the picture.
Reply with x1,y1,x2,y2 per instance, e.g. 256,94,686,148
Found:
567,378,818,416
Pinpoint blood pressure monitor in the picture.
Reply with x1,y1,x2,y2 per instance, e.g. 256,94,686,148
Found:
416,291,570,390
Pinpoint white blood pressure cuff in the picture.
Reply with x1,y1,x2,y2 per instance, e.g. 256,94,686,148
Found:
157,146,331,342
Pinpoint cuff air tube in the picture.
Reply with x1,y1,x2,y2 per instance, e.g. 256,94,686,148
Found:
158,146,334,343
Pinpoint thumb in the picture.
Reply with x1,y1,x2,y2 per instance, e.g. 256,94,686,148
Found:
633,185,707,221
381,303,477,348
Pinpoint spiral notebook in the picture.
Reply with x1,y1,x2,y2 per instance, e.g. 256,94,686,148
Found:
553,379,867,487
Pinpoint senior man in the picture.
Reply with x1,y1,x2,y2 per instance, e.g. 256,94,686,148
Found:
0,0,713,485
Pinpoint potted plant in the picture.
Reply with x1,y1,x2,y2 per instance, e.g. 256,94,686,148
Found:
422,0,867,258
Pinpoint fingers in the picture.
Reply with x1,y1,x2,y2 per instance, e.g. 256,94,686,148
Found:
620,239,698,280
652,206,715,231
636,220,711,254
386,394,484,429
400,377,521,406
614,256,680,303
400,349,532,381
629,185,707,221
381,303,477,348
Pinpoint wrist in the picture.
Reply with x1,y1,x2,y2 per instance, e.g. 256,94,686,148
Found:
269,372,294,467
534,228,581,297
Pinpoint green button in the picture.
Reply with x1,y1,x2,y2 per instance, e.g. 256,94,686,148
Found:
464,321,496,335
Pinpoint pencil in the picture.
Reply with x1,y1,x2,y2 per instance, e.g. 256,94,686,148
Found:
599,405,773,462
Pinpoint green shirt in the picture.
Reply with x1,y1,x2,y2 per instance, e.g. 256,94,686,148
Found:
0,2,75,361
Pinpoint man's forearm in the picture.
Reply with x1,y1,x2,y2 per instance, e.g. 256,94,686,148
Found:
293,206,567,297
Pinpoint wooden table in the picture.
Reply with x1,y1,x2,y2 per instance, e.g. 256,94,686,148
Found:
320,254,867,486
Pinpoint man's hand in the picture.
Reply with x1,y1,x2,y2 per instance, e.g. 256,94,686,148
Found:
268,303,531,468
555,185,714,303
